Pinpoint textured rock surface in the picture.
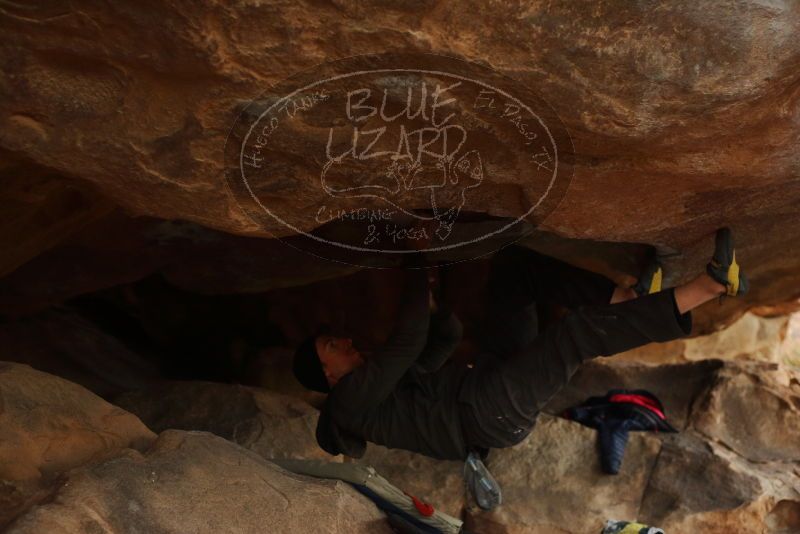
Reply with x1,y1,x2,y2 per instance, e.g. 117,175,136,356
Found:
2,1,798,235
0,152,112,278
469,359,800,534
115,380,468,516
614,311,792,365
3,2,800,532
466,414,661,534
783,312,800,366
0,362,155,527
6,430,393,534
3,350,800,533
115,381,330,461
638,434,800,533
637,434,775,533
241,346,327,405
1,1,800,327
690,361,800,463
638,362,800,533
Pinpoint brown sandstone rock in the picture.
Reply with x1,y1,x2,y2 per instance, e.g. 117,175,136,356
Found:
681,314,791,364
6,430,393,534
765,499,800,534
0,152,112,279
638,430,800,533
638,434,774,533
614,311,792,366
0,362,155,527
114,381,330,461
466,414,662,534
1,1,799,328
690,361,800,463
2,6,800,529
489,360,800,534
115,380,468,516
2,1,798,240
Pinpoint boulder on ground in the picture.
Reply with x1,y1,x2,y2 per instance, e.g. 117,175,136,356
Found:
637,433,798,533
117,380,471,517
689,361,800,463
470,360,800,534
115,381,330,461
7,430,393,534
614,311,792,366
0,362,155,527
466,414,662,534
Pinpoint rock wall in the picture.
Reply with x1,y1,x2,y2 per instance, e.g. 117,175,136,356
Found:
3,3,800,532
8,430,392,534
1,363,392,533
5,357,798,534
1,1,800,329
614,310,793,365
2,1,799,237
0,363,155,527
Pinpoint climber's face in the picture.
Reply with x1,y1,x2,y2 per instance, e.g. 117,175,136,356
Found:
315,335,364,387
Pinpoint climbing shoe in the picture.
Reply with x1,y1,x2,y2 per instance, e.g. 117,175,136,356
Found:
464,451,502,511
706,227,749,297
633,251,663,297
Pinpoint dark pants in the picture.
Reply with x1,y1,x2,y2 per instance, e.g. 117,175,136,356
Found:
457,246,692,450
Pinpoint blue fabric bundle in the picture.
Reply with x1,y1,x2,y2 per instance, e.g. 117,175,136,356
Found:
564,389,677,474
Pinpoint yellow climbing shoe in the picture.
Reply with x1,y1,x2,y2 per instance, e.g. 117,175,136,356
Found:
706,227,749,297
633,252,663,297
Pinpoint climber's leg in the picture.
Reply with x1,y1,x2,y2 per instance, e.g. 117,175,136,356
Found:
484,245,617,312
674,272,728,314
477,245,618,357
460,227,745,450
460,277,722,450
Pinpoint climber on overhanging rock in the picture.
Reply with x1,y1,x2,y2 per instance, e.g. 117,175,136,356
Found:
292,227,748,503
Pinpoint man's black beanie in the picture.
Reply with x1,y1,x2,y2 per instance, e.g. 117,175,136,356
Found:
292,335,330,393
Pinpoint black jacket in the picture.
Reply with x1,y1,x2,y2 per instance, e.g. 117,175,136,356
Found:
315,270,470,460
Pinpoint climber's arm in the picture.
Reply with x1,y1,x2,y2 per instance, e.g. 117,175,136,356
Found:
331,269,431,412
413,309,463,373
